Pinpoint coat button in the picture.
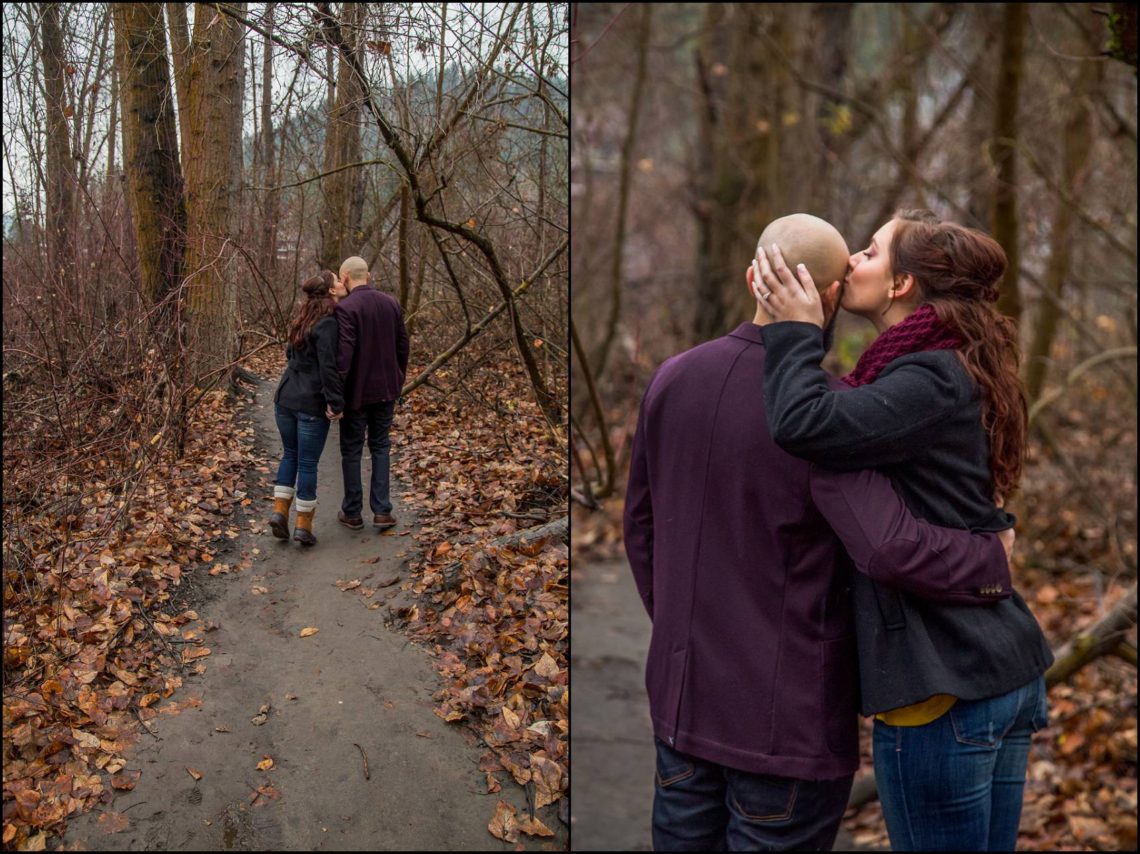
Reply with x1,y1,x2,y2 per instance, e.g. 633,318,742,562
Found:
996,584,1003,592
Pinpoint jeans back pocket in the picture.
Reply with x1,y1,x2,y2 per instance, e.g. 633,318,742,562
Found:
950,687,1020,748
725,770,798,822
654,738,695,788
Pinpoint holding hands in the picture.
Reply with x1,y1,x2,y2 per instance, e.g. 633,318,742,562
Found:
326,406,342,422
748,243,833,328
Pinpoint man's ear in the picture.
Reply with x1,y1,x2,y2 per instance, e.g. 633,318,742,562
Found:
819,280,842,317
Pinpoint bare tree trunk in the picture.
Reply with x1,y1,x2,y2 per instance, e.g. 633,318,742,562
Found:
990,3,1027,323
108,59,118,179
259,2,278,288
397,183,410,308
320,2,365,270
183,1,245,385
41,2,78,369
809,2,852,215
1024,57,1096,403
112,2,186,320
592,3,651,381
692,9,724,345
164,2,191,141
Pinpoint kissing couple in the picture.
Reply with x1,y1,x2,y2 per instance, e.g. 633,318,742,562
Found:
625,211,1052,850
267,256,410,546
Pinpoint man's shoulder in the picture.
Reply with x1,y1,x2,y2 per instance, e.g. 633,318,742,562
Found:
353,287,402,313
645,334,751,398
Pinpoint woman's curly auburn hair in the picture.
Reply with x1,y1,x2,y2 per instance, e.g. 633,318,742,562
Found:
890,209,1028,500
288,271,337,351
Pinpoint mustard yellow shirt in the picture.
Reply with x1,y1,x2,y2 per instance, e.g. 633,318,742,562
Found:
875,693,958,726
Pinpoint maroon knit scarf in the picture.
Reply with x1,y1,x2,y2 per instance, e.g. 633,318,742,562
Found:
842,303,964,387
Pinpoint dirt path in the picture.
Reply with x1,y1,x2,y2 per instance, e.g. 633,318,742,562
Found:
570,557,866,851
64,379,556,851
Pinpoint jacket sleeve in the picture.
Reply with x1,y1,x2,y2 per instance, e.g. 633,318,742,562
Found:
316,318,345,414
335,303,356,377
761,321,965,469
623,386,655,620
809,465,1012,604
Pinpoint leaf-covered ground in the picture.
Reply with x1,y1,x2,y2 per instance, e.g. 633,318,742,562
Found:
3,383,260,851
388,362,569,838
3,345,568,850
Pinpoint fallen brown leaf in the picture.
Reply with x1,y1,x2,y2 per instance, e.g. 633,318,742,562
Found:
111,770,141,790
98,812,130,834
517,814,554,838
187,767,202,781
299,627,319,638
487,799,518,842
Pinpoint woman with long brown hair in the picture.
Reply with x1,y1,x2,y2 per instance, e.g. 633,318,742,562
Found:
750,209,1053,851
268,270,347,546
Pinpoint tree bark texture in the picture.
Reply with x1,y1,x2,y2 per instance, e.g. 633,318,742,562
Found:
1024,57,1096,404
259,2,278,284
591,2,651,382
695,5,811,343
183,1,245,384
320,2,366,271
41,2,78,352
991,2,1027,323
112,2,186,316
164,2,191,141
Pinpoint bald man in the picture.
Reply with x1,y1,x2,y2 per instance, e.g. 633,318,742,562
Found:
623,214,1015,850
334,256,409,530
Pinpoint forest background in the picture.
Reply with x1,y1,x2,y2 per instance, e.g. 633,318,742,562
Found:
571,3,1137,850
3,2,568,849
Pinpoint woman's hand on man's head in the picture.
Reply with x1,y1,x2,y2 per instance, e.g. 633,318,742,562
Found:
751,243,833,328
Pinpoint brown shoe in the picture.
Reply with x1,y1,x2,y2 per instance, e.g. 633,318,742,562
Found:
338,510,364,530
373,513,396,530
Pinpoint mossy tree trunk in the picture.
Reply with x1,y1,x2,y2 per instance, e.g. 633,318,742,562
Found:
183,2,245,386
112,3,186,322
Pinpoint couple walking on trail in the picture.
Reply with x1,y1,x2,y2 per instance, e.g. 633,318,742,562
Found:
268,256,410,546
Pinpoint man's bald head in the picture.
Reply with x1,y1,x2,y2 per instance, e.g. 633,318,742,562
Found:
339,256,369,284
756,214,849,294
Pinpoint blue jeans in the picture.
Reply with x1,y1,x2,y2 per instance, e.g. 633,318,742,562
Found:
274,404,331,501
339,400,396,516
652,738,853,851
873,676,1049,851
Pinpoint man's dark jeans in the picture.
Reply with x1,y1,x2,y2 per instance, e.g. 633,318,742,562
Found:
652,738,853,851
339,400,396,517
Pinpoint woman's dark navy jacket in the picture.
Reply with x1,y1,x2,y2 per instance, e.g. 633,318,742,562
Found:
761,321,1053,715
273,315,345,417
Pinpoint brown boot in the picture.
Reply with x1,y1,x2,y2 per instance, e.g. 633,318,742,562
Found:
269,486,294,539
293,499,317,546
